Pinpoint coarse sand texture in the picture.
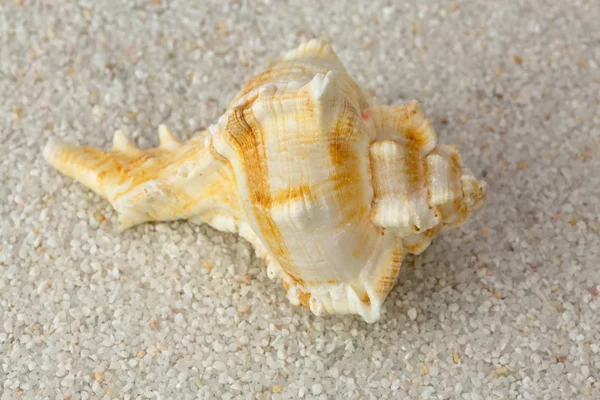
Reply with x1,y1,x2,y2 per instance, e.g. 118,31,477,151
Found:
1,1,599,399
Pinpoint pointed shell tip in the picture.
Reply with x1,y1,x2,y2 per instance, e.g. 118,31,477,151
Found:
112,130,133,151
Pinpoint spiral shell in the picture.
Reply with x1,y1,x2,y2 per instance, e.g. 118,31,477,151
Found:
44,39,487,322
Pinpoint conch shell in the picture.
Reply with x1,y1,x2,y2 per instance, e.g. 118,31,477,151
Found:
44,39,486,322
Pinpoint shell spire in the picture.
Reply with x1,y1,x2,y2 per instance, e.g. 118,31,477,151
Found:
44,39,487,323
367,100,487,253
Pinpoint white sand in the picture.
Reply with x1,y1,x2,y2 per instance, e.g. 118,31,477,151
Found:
1,1,599,399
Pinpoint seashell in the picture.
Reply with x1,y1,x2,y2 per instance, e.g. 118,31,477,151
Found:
43,39,487,323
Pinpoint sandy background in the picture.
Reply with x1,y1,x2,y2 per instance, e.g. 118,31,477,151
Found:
1,1,599,399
